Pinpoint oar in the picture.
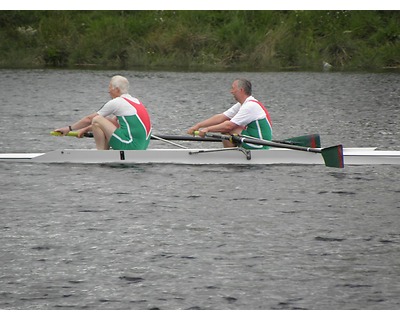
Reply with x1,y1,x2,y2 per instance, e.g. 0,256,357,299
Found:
206,132,344,168
50,131,321,148
50,131,216,140
192,131,321,148
152,134,221,142
274,133,321,148
154,133,321,147
51,131,93,137
50,130,340,166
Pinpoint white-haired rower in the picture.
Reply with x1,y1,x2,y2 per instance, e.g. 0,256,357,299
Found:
54,75,152,150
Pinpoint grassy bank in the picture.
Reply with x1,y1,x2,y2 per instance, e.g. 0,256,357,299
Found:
1,10,399,71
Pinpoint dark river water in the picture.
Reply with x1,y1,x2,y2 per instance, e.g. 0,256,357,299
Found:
0,69,399,310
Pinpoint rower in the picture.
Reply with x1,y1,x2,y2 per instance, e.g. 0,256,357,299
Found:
53,75,152,150
187,78,272,149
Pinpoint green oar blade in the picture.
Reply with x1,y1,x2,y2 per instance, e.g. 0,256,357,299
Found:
321,145,344,168
282,134,321,148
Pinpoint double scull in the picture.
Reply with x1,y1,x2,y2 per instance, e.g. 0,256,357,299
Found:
1,132,399,167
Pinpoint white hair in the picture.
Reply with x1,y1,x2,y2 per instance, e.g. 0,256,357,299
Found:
110,75,129,94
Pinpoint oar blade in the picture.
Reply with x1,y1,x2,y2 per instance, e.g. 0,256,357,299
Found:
283,134,321,148
321,145,344,168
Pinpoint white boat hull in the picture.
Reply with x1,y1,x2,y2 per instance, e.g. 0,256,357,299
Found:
1,148,400,165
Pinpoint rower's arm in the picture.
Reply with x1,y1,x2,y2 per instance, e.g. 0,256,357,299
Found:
204,120,238,134
188,114,229,134
54,113,98,136
70,113,98,130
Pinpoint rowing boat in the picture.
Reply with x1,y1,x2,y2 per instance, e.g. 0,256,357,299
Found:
1,147,399,166
1,132,399,167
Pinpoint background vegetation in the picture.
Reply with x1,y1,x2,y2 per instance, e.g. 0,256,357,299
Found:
0,10,399,71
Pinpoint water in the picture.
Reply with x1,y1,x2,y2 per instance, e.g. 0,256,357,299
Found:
0,69,399,310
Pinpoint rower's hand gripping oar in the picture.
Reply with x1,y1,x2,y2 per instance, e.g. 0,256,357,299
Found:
206,132,344,168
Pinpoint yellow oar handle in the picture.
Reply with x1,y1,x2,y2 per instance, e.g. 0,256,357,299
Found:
50,131,79,137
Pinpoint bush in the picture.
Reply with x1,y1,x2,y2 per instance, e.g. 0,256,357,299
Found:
0,10,399,71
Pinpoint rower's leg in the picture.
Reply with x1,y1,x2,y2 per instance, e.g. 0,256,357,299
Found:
223,127,242,148
92,122,109,150
222,139,236,148
92,115,116,150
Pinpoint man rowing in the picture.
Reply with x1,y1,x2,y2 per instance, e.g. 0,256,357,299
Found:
54,75,152,150
187,78,272,149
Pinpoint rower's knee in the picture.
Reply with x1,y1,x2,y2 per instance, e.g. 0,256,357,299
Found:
92,115,103,125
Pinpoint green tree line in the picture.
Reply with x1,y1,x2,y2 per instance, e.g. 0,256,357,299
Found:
1,10,399,71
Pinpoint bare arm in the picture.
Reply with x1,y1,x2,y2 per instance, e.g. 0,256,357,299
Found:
201,120,239,135
54,112,98,135
187,114,230,135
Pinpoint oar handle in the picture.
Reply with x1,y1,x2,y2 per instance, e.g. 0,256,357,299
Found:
50,131,93,137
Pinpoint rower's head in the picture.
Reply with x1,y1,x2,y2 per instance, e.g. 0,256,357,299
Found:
231,78,252,103
109,75,129,98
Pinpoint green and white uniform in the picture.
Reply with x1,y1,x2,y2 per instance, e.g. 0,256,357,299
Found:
97,94,152,150
223,96,272,149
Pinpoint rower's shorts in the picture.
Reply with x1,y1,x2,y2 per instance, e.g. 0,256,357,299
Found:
109,129,150,150
239,129,270,150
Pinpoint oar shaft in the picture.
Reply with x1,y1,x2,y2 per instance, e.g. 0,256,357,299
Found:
196,131,321,148
206,132,344,168
151,134,221,142
207,133,321,153
237,136,321,153
273,133,321,148
51,131,320,148
51,131,221,141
